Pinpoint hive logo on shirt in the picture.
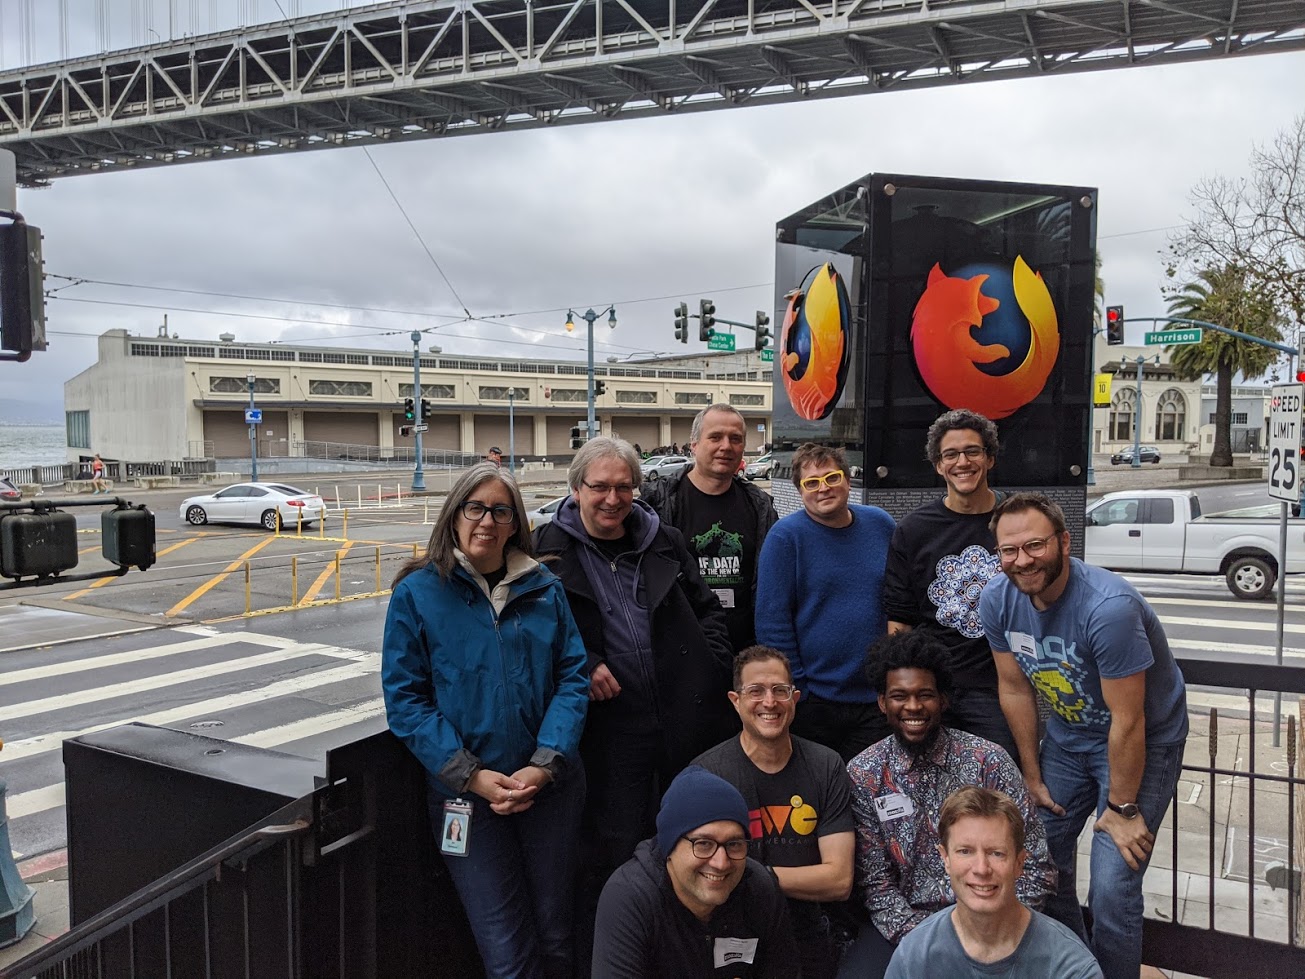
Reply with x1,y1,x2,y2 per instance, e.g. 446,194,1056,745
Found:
749,794,819,839
926,544,1000,638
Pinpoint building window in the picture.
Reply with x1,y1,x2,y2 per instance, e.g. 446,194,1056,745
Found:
478,386,530,401
1232,411,1249,425
674,392,712,406
1109,389,1134,442
211,376,280,394
1154,389,1186,441
399,383,455,399
550,388,587,403
66,410,90,449
309,379,373,397
729,393,765,407
615,390,657,404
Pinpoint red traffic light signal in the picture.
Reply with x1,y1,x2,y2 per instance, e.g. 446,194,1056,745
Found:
1296,370,1305,384
1105,305,1125,346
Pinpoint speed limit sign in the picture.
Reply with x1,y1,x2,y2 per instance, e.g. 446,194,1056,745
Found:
1267,384,1303,503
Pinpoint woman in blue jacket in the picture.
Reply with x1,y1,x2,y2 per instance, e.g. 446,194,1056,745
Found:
383,463,589,979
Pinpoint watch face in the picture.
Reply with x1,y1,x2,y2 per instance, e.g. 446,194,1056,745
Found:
1114,802,1140,819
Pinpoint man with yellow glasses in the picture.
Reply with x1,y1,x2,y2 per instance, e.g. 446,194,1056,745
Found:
755,442,896,761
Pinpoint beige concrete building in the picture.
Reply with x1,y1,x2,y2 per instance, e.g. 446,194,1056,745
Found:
63,329,773,466
1092,338,1203,460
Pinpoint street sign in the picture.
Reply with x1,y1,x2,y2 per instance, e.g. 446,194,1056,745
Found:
1267,384,1303,503
759,347,774,363
413,424,429,433
1093,373,1111,407
244,408,262,424
1144,328,1202,345
708,333,736,352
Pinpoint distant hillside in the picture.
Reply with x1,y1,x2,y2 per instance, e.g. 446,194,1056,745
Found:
0,401,62,425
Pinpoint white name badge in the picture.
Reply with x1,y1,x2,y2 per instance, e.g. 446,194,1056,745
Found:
713,936,759,969
873,792,916,823
1008,631,1037,658
712,587,736,609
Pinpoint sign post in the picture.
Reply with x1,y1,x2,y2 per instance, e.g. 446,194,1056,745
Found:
1266,383,1303,745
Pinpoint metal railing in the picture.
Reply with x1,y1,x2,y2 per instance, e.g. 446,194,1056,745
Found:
0,460,216,487
257,440,483,470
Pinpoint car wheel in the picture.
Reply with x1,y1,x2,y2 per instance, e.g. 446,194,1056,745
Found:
1151,457,1161,464
186,506,208,526
1226,556,1275,600
645,471,658,480
261,509,280,531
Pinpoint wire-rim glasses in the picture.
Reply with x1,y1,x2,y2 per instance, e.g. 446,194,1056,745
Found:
994,537,1055,562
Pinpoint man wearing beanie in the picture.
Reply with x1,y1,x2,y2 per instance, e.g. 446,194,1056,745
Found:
592,766,799,977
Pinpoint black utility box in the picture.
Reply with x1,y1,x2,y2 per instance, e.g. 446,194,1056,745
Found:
64,722,322,924
101,506,156,570
0,509,77,578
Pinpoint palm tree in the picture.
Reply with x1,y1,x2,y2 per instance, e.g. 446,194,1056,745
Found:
1164,266,1282,466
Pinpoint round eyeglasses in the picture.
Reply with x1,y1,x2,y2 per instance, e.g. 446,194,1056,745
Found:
994,537,1054,562
457,501,517,525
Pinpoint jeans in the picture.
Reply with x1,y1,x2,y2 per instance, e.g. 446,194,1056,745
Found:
791,694,892,763
432,766,586,979
1037,736,1183,979
943,686,1020,767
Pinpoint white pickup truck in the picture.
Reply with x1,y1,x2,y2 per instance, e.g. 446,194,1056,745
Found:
1084,489,1305,600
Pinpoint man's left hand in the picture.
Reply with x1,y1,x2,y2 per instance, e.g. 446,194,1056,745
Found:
1093,808,1155,871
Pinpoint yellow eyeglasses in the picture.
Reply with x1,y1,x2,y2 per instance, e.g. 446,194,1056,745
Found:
799,470,846,492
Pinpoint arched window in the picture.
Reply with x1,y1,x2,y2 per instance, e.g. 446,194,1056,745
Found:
1109,388,1134,442
1154,389,1186,441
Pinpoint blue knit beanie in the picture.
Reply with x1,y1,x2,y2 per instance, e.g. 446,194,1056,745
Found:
655,766,750,858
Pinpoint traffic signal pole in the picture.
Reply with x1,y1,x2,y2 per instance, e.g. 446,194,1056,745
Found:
410,330,425,492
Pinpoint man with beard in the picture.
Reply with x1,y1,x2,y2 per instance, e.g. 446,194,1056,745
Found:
641,404,778,652
842,631,1054,978
882,409,1016,761
980,493,1187,979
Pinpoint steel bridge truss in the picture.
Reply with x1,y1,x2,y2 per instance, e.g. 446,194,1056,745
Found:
1,0,1303,185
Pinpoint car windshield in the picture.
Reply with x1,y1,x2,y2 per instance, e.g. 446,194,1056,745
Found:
642,456,665,466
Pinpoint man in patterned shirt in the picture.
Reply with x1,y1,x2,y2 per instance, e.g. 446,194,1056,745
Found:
841,631,1056,978
882,409,1017,762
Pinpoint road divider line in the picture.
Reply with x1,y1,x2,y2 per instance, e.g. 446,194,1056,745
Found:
166,535,277,617
62,535,205,601
300,543,353,605
0,655,379,766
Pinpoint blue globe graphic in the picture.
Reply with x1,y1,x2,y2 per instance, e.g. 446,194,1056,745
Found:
950,261,1031,377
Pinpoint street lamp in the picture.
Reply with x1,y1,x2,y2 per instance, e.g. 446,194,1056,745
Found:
1120,354,1160,469
565,305,617,439
246,371,258,482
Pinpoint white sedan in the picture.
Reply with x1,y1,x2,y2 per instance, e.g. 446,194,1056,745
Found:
180,482,326,531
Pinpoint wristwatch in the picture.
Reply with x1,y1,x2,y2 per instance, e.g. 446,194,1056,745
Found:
1107,800,1140,819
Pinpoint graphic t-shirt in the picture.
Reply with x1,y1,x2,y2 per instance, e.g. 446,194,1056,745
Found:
693,735,854,939
979,558,1189,751
677,478,759,651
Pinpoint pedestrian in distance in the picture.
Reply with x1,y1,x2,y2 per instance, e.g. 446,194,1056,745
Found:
487,445,504,467
382,462,589,979
90,453,108,494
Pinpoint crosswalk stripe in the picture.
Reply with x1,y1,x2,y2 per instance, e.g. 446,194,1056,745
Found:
0,655,379,764
1149,614,1305,636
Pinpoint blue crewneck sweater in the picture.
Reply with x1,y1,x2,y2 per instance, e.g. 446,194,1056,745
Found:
755,504,896,703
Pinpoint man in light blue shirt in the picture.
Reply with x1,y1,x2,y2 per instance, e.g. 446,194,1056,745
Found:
979,492,1186,979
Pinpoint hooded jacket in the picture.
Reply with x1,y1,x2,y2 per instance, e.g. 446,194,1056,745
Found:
533,498,735,769
591,838,799,978
381,548,589,796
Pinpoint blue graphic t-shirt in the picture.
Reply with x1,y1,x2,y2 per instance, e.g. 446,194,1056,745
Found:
979,558,1188,751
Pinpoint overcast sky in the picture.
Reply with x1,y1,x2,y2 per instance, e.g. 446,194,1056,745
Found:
3,16,1303,419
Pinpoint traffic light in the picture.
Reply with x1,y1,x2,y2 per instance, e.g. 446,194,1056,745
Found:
399,424,413,437
594,380,607,397
699,299,716,341
420,398,431,421
1106,305,1125,346
403,397,416,421
0,221,47,361
674,302,689,343
755,310,771,352
570,425,585,450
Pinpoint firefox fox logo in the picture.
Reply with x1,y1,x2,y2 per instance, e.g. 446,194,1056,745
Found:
910,256,1059,420
781,263,851,421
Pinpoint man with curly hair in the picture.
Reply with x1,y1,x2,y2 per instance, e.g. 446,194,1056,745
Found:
882,409,1017,761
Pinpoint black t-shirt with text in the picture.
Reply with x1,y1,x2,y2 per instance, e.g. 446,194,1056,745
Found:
676,478,759,651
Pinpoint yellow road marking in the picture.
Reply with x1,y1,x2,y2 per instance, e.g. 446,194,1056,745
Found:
166,536,278,617
300,543,353,605
64,536,204,601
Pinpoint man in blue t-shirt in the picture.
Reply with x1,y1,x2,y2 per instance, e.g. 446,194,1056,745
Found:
979,493,1186,979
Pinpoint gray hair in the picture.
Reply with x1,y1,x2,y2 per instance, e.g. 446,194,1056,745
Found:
568,436,642,492
690,403,745,445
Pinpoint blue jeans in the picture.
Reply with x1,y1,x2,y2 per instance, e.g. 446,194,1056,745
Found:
1038,736,1183,979
432,767,586,979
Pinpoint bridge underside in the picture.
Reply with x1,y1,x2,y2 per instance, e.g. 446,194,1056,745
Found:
1,0,1302,186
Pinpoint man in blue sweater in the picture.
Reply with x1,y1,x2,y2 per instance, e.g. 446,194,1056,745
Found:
755,443,896,761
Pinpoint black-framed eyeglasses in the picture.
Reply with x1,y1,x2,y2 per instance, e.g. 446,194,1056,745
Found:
739,683,795,702
939,446,987,463
683,836,749,860
994,536,1055,562
581,479,636,497
457,501,518,525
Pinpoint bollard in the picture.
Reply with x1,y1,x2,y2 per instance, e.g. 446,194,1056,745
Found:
396,483,402,504
375,545,382,593
334,552,341,601
244,560,251,615
297,506,304,537
343,509,349,541
292,555,299,605
0,775,37,948
376,484,382,508
424,501,429,524
320,512,326,540
412,542,419,559
275,509,282,536
358,485,364,511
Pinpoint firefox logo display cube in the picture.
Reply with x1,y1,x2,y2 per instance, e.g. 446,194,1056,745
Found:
771,172,1098,529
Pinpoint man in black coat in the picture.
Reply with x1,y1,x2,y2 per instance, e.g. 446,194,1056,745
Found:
534,436,735,908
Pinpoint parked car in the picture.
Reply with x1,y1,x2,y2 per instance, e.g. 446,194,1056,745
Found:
0,477,21,501
640,455,691,481
1110,445,1162,465
179,482,326,531
1084,489,1305,599
744,453,774,481
526,494,569,532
